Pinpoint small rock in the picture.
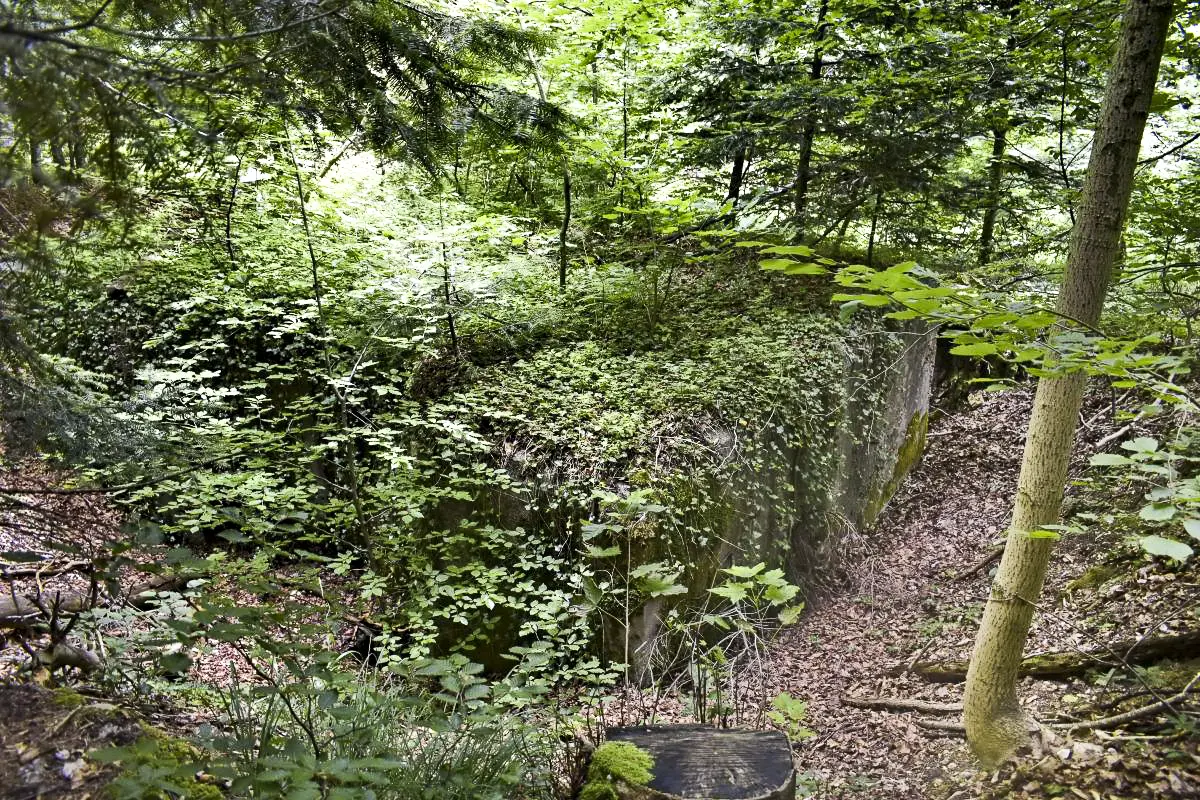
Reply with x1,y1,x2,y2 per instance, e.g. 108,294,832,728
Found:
1070,742,1104,765
1056,747,1072,761
61,757,90,788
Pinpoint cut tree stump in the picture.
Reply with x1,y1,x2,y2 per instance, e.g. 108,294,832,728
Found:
605,725,795,800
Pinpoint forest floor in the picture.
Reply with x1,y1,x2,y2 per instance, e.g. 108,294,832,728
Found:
763,386,1200,799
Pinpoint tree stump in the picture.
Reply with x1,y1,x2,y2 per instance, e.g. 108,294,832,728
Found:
605,725,795,800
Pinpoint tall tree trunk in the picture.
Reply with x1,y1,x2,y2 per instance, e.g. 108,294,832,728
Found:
793,0,830,238
726,145,746,205
559,162,571,292
978,0,1020,266
866,189,883,267
963,0,1174,767
28,138,49,186
978,126,1008,266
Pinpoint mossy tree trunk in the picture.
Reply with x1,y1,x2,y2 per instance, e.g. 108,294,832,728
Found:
963,0,1174,767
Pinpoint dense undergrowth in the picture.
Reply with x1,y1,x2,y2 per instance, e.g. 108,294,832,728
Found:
1,154,887,795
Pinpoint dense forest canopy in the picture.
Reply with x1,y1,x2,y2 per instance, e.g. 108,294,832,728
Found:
0,1,1198,798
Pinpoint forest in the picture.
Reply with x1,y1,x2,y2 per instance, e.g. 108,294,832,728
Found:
0,0,1197,798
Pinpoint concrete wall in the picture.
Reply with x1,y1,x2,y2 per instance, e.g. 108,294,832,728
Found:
613,323,936,679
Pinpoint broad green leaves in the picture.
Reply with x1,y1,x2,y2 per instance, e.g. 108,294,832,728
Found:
1138,535,1193,562
1087,435,1200,562
708,562,804,625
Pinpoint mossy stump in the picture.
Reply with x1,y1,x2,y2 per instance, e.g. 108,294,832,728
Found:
604,725,795,800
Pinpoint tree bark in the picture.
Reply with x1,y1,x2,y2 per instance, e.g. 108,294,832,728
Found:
963,0,1174,767
977,0,1020,266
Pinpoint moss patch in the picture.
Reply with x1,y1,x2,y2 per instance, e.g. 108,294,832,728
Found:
580,741,655,800
104,725,221,800
863,410,928,526
51,687,87,709
1066,562,1122,592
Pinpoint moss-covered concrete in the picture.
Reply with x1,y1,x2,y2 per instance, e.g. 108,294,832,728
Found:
862,410,928,526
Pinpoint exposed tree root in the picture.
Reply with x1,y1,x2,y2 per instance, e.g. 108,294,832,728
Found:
847,673,1198,741
912,718,966,734
0,560,93,581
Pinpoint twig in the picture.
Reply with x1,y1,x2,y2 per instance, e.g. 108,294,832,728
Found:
47,704,85,739
904,636,938,672
1094,421,1137,451
1049,672,1200,732
842,695,963,714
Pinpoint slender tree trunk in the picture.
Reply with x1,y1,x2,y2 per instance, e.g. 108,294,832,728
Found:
979,126,1008,265
559,163,571,292
28,138,49,186
978,0,1020,266
866,189,883,267
963,0,1174,767
726,145,746,205
793,0,830,237
453,140,464,197
49,140,66,170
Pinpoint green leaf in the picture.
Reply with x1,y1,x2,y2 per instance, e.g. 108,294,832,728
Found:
709,583,749,603
1139,503,1176,522
1027,529,1062,540
1089,453,1131,466
1138,535,1192,561
641,577,687,598
784,262,830,275
722,562,765,578
158,651,193,675
778,603,805,625
830,293,891,307
585,545,622,558
949,342,997,357
414,659,453,677
1121,437,1159,454
764,583,799,604
760,245,814,256
1182,519,1200,541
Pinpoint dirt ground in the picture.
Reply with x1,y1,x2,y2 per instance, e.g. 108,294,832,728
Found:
768,387,1200,798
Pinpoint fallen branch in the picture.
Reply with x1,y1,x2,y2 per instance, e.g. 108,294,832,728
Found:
841,695,963,714
33,641,102,672
956,546,1004,580
0,574,183,629
0,560,93,581
899,630,1200,682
